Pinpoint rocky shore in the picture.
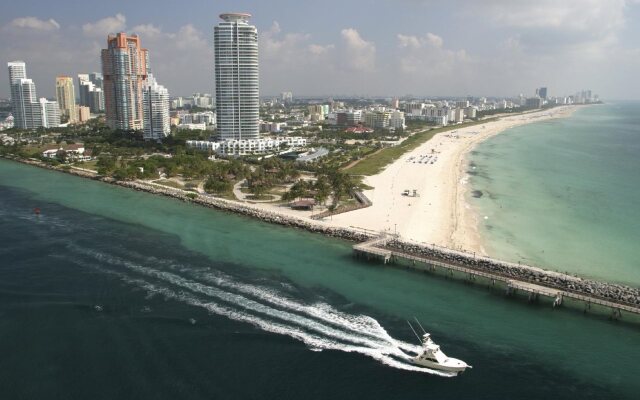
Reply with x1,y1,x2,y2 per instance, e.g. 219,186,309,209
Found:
385,240,640,307
0,155,372,243
3,155,639,310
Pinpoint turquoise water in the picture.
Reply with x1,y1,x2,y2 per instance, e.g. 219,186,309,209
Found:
468,103,640,285
1,158,639,399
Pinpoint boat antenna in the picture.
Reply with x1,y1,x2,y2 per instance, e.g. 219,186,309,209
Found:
414,317,427,335
407,321,422,343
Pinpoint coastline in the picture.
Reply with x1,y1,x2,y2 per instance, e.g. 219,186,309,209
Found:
320,106,580,253
450,106,580,255
2,146,640,311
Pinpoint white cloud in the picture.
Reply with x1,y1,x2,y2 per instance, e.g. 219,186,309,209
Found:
82,14,126,37
7,17,60,31
131,24,162,38
340,28,376,72
394,32,474,95
308,44,335,56
398,32,444,49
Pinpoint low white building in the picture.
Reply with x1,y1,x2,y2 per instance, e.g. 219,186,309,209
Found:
187,137,307,156
177,123,207,131
42,143,92,161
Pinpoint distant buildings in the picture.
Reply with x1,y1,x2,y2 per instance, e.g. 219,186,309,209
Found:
77,106,91,123
7,60,59,129
142,74,170,140
526,97,544,109
179,111,215,125
281,91,293,103
334,110,362,127
8,61,40,129
214,13,260,141
78,73,105,113
55,76,76,123
536,87,548,100
389,110,406,129
39,98,61,128
363,110,390,129
101,33,149,130
308,104,326,121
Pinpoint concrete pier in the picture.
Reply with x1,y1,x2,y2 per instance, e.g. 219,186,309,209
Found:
353,235,640,317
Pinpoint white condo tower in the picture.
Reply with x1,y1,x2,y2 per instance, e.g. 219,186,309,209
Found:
213,13,260,141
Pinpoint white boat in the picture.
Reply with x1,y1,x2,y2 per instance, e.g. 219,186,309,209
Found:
408,321,471,374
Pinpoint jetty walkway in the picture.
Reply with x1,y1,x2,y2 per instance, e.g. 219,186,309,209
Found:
353,235,640,318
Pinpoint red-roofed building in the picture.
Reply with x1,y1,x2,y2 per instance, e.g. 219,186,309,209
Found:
345,125,374,134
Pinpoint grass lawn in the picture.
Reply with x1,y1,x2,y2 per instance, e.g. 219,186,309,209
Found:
346,118,497,176
74,160,98,171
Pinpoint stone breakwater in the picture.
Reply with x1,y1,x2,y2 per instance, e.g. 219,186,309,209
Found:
4,155,639,310
385,240,640,307
116,180,372,242
0,156,371,242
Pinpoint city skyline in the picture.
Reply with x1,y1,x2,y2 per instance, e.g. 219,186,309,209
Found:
1,0,640,100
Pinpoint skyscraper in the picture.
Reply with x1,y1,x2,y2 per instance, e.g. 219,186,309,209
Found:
78,73,105,113
214,13,259,141
536,87,548,99
39,98,61,128
142,74,170,140
101,33,148,131
56,76,76,123
7,61,42,129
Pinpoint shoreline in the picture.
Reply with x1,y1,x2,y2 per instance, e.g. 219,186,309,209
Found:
2,151,639,311
450,105,581,255
320,106,580,253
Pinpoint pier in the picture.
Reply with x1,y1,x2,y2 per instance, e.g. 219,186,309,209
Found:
353,235,640,318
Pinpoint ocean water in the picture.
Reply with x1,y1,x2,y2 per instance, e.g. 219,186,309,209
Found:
468,103,640,285
0,159,639,399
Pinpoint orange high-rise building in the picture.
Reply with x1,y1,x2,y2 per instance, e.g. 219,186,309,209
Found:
101,33,148,131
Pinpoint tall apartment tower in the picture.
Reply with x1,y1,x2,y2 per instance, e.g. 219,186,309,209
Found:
7,61,42,129
101,33,149,131
39,98,61,128
56,76,76,123
213,13,259,141
78,73,105,113
142,74,170,140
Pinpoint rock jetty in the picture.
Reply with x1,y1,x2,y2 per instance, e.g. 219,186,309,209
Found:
385,240,640,307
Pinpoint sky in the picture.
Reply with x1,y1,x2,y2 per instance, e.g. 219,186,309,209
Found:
2,0,640,99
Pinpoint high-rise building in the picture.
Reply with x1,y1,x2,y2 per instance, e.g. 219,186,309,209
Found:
55,76,76,123
78,73,105,113
76,106,91,123
536,87,548,99
7,61,42,129
101,33,149,130
214,13,259,141
281,91,293,103
39,98,60,128
142,74,170,140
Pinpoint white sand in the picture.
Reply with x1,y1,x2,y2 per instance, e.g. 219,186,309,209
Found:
229,107,577,254
322,107,578,253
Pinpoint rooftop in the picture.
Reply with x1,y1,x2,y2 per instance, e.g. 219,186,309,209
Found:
220,13,252,23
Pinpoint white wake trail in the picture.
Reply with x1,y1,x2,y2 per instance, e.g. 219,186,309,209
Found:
64,248,453,377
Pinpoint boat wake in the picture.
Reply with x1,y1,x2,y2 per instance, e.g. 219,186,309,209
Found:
62,243,456,377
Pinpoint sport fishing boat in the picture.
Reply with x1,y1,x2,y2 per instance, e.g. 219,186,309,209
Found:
408,321,471,374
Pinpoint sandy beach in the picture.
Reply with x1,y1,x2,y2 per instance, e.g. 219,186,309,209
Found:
117,106,575,255
314,106,579,254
